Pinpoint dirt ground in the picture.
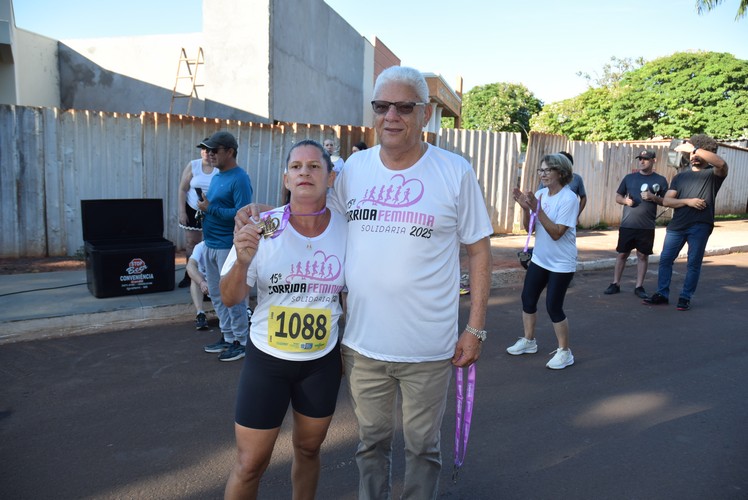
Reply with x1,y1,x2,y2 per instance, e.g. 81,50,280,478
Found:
0,251,188,275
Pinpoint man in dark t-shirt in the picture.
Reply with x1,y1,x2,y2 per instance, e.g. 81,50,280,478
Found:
604,150,668,299
643,134,728,311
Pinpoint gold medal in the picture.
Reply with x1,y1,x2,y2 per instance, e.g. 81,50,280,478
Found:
259,216,281,238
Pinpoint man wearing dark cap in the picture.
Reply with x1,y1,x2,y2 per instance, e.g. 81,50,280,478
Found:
644,134,728,311
604,149,668,298
197,131,253,361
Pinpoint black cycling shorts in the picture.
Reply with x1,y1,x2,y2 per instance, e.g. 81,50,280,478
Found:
234,341,342,429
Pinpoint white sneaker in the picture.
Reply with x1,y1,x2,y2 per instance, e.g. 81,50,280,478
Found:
546,348,574,369
507,337,537,355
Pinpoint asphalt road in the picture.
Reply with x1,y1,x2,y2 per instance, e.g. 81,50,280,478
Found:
2,253,747,499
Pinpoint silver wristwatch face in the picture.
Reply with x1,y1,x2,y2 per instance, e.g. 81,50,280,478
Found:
466,325,487,341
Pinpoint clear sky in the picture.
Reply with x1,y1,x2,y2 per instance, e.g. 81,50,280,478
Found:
12,0,748,104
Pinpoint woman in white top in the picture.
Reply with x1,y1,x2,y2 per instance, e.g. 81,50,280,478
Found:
509,153,579,369
220,140,346,499
177,139,217,287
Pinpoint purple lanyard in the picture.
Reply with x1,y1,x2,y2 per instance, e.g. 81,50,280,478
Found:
453,364,476,482
523,198,541,252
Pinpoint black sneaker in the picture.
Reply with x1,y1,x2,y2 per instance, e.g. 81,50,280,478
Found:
178,275,191,288
633,286,648,299
195,312,208,330
643,292,668,305
204,336,231,353
604,283,620,295
676,297,691,311
219,341,246,362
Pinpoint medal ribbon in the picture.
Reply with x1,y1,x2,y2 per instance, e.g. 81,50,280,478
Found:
523,198,541,252
453,363,476,482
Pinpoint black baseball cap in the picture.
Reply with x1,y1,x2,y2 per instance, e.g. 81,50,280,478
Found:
200,131,239,150
636,150,656,160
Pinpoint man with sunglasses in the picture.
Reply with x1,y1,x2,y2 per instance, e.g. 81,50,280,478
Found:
331,66,493,499
197,131,253,361
234,67,492,498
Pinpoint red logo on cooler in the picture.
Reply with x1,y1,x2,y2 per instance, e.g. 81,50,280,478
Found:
126,258,148,274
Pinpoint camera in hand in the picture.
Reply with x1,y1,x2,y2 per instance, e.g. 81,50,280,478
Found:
518,249,533,270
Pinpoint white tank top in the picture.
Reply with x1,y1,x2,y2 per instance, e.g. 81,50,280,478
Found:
186,159,217,209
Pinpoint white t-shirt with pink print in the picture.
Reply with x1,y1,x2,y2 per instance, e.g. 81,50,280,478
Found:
330,144,493,362
222,206,346,361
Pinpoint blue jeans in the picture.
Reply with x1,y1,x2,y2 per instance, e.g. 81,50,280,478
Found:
203,246,248,343
656,223,713,300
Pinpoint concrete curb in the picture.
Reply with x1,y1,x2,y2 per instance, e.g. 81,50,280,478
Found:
1,304,195,345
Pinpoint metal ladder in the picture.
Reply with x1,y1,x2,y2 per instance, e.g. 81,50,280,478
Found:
169,47,205,115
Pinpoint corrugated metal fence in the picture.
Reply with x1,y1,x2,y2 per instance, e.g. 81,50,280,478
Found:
520,133,748,230
0,105,521,257
2,105,747,257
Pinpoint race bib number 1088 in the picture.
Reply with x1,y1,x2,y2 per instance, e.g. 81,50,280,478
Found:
268,305,331,353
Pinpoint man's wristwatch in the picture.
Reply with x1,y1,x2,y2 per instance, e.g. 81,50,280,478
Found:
465,325,487,342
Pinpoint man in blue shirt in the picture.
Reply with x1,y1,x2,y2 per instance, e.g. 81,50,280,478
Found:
197,131,253,361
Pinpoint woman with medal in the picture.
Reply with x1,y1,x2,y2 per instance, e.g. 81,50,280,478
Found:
509,153,578,370
220,140,346,499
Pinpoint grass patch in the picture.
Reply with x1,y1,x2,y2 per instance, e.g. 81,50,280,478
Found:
715,213,748,221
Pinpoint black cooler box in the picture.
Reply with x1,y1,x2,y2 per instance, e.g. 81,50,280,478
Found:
81,199,175,298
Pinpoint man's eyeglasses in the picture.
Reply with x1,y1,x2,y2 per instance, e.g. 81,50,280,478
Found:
537,168,556,174
206,147,226,154
371,101,427,115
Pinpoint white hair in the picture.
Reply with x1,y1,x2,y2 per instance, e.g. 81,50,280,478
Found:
373,66,429,103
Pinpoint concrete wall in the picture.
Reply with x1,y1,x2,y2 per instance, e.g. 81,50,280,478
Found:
0,0,15,104
60,34,203,115
203,0,270,121
0,0,59,107
7,0,377,126
269,0,364,126
0,54,14,104
13,29,59,107
361,38,374,127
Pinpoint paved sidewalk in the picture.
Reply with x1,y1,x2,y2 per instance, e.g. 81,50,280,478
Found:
2,220,746,345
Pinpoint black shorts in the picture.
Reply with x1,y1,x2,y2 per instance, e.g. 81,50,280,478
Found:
179,203,203,231
234,341,342,429
616,227,655,255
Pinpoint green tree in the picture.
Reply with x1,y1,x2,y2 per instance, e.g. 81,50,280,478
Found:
530,87,619,141
461,82,542,143
696,0,747,20
531,51,748,141
612,51,748,139
576,56,645,88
